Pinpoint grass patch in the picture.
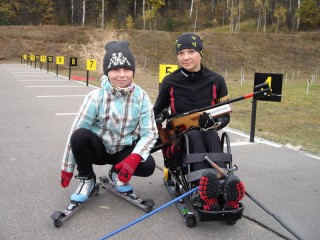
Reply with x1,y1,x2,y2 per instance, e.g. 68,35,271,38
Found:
226,74,320,154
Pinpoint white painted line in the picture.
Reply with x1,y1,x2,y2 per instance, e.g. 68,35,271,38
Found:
224,128,250,139
11,72,41,73
304,153,320,160
255,138,282,148
224,127,282,148
19,80,65,82
229,142,252,147
36,95,86,98
14,74,50,76
26,85,85,88
56,113,77,116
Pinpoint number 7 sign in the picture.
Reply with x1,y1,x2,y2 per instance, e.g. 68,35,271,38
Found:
86,59,97,71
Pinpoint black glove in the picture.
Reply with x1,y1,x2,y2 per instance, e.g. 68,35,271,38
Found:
155,109,169,124
198,112,216,129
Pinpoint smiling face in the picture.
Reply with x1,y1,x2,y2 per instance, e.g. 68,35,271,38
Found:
177,48,202,72
108,68,134,88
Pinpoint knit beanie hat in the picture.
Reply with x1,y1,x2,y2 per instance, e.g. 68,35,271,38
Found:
175,33,204,56
103,40,136,76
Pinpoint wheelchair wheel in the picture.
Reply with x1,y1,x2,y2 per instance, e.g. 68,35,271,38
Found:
227,219,237,225
185,215,196,228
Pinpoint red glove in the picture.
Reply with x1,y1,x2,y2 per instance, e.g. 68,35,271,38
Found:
61,170,73,188
114,154,142,183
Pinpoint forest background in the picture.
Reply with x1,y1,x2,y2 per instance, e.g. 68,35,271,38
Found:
1,0,320,32
0,0,319,155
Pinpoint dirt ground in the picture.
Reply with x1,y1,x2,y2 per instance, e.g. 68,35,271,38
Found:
1,25,319,74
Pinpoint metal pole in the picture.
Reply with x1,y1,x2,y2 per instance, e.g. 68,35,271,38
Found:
86,70,89,86
250,99,257,142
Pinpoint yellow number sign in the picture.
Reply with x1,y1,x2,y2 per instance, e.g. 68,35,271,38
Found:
86,59,97,71
159,64,178,83
40,55,47,63
56,56,65,65
30,55,35,61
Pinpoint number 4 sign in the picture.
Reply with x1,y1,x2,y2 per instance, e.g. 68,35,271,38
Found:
254,73,283,102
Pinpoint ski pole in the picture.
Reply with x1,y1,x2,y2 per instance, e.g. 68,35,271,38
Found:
245,192,303,240
99,186,199,240
205,155,303,240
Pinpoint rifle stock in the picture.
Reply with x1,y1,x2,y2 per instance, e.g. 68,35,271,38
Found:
169,104,232,130
156,104,232,145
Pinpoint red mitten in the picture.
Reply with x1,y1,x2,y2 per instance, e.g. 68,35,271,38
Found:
114,154,142,183
61,170,73,188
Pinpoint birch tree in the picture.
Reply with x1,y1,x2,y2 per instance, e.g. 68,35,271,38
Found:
229,0,236,32
190,0,194,19
274,4,286,33
297,0,300,29
235,0,245,32
255,0,269,32
144,0,165,30
229,0,244,33
142,0,145,30
82,0,86,26
70,0,74,24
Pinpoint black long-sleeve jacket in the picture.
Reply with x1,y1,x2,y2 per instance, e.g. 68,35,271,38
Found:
153,65,230,130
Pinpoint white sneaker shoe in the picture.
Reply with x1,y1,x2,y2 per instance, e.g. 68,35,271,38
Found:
70,176,95,203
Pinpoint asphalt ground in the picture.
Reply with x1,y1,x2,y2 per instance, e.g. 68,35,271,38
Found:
1,64,319,240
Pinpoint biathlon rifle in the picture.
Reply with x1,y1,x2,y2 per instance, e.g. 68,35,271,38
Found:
156,83,271,145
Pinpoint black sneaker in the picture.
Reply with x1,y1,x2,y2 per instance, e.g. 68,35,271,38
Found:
199,169,222,211
223,174,245,210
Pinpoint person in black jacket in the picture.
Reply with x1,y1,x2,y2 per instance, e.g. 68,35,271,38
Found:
153,33,245,211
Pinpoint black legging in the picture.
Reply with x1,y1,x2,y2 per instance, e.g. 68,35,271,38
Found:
70,128,155,177
182,129,226,170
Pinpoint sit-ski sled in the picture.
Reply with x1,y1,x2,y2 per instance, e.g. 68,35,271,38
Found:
162,132,244,228
51,175,155,228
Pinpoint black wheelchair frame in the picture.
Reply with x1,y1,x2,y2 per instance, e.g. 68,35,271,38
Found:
162,131,244,227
